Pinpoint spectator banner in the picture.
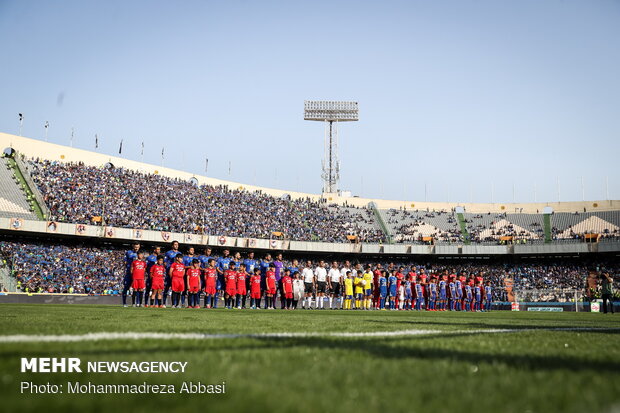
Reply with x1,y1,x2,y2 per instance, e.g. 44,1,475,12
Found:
75,224,87,235
269,239,280,249
133,229,143,239
46,221,58,233
198,234,209,245
10,218,23,230
161,232,171,242
249,238,270,249
184,233,194,243
104,227,115,238
210,235,235,247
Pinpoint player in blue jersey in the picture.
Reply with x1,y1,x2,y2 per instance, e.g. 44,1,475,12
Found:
199,247,214,267
454,276,463,311
438,275,447,311
448,276,456,311
243,251,258,274
427,277,437,311
387,271,398,310
287,258,299,277
378,271,388,310
474,282,483,312
484,281,493,311
162,240,182,306
404,276,413,310
216,249,232,309
464,283,473,312
231,251,242,268
144,246,160,307
122,242,140,307
414,278,425,310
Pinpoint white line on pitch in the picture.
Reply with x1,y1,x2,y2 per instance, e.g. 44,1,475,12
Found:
0,327,618,343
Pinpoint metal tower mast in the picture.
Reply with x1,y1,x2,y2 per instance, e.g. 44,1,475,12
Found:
304,101,358,195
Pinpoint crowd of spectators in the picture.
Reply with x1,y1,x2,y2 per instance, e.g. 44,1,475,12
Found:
386,209,462,243
26,159,385,243
1,240,616,299
0,241,123,294
17,158,620,245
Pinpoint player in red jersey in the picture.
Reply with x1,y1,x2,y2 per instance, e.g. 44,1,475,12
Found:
235,263,248,309
169,254,186,308
407,266,417,283
266,263,277,309
282,269,294,310
249,268,262,309
130,251,147,307
395,267,405,309
186,259,202,308
203,258,218,308
149,255,166,307
224,262,238,309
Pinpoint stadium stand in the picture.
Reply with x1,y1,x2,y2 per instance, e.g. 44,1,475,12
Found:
0,157,38,220
551,211,620,240
326,205,385,242
26,159,386,243
378,208,462,243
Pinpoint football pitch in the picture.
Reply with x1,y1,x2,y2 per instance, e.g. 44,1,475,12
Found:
0,304,619,413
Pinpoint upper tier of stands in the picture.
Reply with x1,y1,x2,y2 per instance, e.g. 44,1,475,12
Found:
27,158,386,243
0,158,38,220
379,209,462,243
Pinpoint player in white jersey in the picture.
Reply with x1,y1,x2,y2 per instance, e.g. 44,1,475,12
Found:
327,261,342,309
314,260,328,309
301,260,315,309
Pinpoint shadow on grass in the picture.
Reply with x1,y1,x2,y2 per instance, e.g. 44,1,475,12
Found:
361,318,620,333
2,331,618,374
254,335,620,374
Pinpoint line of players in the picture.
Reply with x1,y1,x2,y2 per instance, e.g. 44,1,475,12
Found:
123,241,494,311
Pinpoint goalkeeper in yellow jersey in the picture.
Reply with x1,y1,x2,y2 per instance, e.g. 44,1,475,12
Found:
362,265,374,310
343,271,354,310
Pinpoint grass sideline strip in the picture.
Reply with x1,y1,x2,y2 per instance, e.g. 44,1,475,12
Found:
1,327,619,343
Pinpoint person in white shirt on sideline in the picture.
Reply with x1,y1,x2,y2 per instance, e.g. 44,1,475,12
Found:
301,261,316,309
327,261,342,309
314,260,328,309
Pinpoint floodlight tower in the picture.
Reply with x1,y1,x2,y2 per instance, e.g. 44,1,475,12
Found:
304,101,359,194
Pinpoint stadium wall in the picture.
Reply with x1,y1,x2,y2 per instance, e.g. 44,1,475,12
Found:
2,217,620,256
2,132,619,213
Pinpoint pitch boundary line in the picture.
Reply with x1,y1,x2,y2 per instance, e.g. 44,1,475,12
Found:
0,327,618,343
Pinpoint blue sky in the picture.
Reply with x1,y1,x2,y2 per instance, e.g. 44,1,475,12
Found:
1,0,618,203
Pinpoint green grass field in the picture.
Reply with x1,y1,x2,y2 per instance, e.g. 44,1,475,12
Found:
1,304,619,413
